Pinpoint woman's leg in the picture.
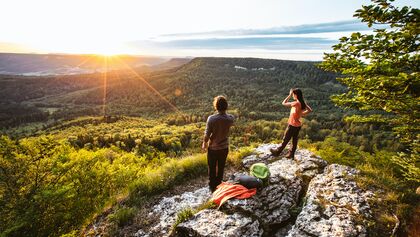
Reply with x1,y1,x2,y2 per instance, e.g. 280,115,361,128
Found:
287,126,301,158
271,125,293,155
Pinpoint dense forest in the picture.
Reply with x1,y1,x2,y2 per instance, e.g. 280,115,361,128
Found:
0,53,168,75
0,57,344,127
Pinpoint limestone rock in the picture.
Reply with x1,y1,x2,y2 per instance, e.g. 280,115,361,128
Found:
139,187,211,236
174,145,331,236
273,224,293,237
225,158,302,228
141,145,373,237
241,144,279,169
294,149,328,180
176,209,263,237
286,164,373,237
242,144,327,181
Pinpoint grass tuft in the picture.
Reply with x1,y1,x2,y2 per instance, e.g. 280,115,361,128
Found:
227,146,255,169
171,200,216,233
108,207,137,227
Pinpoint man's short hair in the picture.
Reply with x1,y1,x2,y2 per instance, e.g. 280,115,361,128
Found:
213,96,228,111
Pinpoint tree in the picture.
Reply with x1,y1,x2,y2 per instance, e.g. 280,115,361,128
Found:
320,0,419,182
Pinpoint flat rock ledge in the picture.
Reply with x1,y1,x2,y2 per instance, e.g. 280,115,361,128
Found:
135,144,374,237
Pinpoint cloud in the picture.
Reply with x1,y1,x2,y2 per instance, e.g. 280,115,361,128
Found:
127,20,371,60
133,37,336,50
158,20,369,38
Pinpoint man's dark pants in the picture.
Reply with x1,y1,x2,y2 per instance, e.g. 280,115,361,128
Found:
207,148,228,192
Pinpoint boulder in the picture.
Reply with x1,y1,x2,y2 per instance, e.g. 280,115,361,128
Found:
241,144,280,169
176,209,263,237
286,164,373,237
294,149,328,181
136,187,211,237
224,158,302,228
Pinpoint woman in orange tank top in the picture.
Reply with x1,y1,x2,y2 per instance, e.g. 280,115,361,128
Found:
270,88,312,158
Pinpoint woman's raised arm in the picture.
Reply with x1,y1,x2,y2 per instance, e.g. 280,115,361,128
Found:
302,104,313,116
282,89,294,107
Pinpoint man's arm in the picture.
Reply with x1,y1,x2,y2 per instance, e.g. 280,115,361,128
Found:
202,134,210,150
229,114,235,127
202,117,212,150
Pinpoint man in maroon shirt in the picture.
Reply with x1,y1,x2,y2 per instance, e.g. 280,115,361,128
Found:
202,96,234,192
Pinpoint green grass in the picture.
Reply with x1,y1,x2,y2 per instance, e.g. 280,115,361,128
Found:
108,207,137,227
172,208,195,230
227,146,255,169
128,153,208,205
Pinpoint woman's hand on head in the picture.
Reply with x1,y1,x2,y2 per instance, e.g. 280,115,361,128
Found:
289,89,293,96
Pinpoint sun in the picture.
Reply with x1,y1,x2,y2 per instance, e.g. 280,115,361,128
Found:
91,44,125,56
97,51,118,57
85,40,133,56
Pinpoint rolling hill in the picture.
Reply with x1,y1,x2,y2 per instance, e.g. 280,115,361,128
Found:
0,57,347,130
0,53,168,76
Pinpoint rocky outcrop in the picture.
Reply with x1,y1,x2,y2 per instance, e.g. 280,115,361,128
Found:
287,164,373,237
176,209,263,237
135,144,374,237
135,188,211,237
224,158,303,229
173,145,329,236
242,144,327,181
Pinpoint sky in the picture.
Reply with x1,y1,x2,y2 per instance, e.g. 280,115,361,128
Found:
0,0,418,60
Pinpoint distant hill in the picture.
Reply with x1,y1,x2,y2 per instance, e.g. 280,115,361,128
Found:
0,53,175,76
152,58,192,70
0,57,347,129
152,57,344,116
